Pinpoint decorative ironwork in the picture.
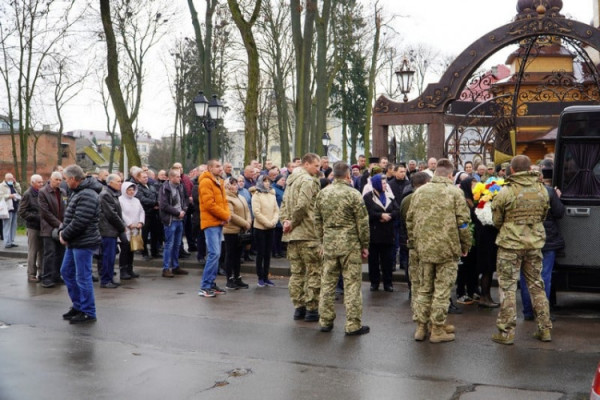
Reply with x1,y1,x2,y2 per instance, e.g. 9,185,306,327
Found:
372,4,600,160
445,36,600,168
374,15,600,116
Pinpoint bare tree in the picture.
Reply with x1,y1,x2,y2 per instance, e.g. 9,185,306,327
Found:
258,0,294,164
99,0,172,170
228,0,262,165
313,0,334,152
291,0,316,156
362,3,382,159
0,0,82,182
47,55,90,167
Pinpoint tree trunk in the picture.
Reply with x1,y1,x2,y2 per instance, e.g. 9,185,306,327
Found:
227,0,261,165
291,0,316,157
100,0,141,169
362,8,381,159
314,0,332,155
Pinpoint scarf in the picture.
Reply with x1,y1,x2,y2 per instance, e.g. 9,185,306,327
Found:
255,175,270,193
371,174,386,207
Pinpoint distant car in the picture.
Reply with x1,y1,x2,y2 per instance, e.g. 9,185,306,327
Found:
591,361,600,400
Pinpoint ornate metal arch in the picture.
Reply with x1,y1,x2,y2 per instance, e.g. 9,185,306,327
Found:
374,14,600,116
372,10,600,159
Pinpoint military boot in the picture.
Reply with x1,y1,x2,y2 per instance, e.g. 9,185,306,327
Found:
426,323,455,334
533,328,552,342
429,325,455,343
304,309,319,322
491,330,515,345
414,323,427,341
293,306,306,320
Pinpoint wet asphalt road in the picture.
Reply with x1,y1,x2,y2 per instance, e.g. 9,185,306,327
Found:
0,257,599,400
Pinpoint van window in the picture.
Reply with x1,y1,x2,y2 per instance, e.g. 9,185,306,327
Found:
561,142,600,198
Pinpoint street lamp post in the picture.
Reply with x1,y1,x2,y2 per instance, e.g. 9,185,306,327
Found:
321,132,331,157
193,91,224,160
395,59,416,103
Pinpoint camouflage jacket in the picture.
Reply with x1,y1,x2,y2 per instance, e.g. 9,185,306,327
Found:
406,176,472,262
315,179,369,256
279,166,320,242
491,171,549,249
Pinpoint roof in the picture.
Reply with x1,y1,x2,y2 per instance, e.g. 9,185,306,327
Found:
518,127,557,143
82,146,108,167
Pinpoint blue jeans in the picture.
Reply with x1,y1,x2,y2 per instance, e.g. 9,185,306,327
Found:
2,210,17,247
61,247,96,318
520,249,554,318
101,237,117,285
162,220,183,270
201,226,222,289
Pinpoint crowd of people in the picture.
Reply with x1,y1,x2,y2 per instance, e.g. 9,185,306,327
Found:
0,151,561,342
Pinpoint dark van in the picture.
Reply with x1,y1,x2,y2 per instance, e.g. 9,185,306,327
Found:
553,105,600,291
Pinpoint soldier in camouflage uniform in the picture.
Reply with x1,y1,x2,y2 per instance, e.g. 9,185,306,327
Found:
315,162,370,335
406,159,472,343
280,153,322,322
490,155,552,345
399,172,431,319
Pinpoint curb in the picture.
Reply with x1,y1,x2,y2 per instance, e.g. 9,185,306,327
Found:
0,249,410,283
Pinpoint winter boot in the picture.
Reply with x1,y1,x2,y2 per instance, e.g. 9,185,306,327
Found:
429,325,455,343
234,276,249,289
225,277,239,290
414,323,427,341
128,265,140,278
120,267,132,280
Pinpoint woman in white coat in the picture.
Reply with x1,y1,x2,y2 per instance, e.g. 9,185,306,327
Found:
119,181,145,279
252,175,279,287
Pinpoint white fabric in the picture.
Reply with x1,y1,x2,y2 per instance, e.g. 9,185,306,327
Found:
119,182,145,239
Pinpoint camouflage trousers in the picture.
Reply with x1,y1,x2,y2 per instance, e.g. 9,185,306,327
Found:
408,249,420,321
319,250,363,333
287,241,322,311
413,260,458,327
496,247,552,334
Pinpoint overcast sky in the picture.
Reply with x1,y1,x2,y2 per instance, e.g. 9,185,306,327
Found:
60,0,595,138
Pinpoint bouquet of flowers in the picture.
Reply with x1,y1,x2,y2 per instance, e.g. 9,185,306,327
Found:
472,177,505,225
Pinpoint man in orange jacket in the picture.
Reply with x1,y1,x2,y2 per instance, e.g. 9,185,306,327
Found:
198,159,231,297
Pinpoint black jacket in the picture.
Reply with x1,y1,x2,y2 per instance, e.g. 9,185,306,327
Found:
543,185,565,251
363,190,400,245
60,177,102,249
158,181,188,226
191,181,201,232
388,178,410,206
99,185,126,238
135,182,158,214
18,187,41,230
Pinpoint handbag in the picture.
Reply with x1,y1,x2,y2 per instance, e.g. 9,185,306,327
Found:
0,200,8,219
130,230,145,252
238,231,252,246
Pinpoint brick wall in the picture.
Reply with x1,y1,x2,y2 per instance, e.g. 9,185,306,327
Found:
0,133,76,181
